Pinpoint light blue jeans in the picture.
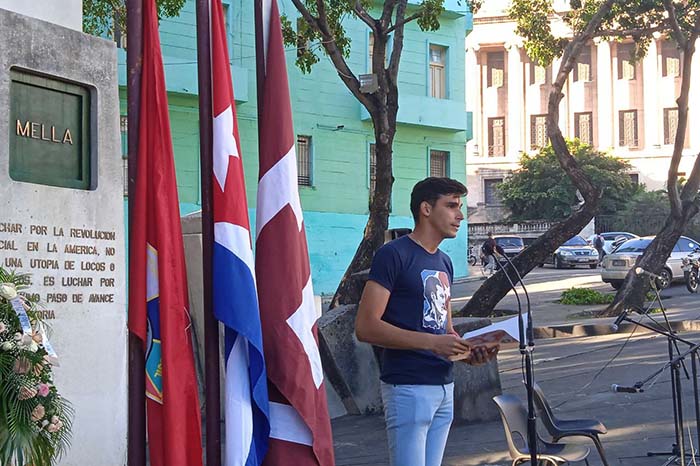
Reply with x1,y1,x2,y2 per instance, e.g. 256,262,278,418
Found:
380,382,455,466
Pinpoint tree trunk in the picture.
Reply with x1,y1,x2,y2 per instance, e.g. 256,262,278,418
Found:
603,13,700,316
330,117,396,308
459,4,612,317
602,205,699,316
458,203,599,316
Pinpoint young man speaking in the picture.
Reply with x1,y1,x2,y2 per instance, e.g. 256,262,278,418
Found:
355,177,498,466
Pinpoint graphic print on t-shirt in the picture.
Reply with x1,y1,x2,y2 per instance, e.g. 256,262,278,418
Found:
421,270,450,331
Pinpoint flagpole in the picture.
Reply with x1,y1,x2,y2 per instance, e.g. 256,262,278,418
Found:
195,0,221,465
254,0,265,125
126,1,146,465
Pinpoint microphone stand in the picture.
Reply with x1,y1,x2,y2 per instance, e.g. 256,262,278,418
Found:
494,253,537,465
614,278,698,466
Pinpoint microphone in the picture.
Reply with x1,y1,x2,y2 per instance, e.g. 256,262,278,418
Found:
635,267,661,280
611,383,643,394
610,309,629,332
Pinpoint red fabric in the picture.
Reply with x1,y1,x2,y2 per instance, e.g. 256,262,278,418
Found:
265,438,320,466
127,1,203,465
256,2,335,465
211,0,250,229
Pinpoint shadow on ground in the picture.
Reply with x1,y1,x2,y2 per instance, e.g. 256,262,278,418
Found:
333,329,700,466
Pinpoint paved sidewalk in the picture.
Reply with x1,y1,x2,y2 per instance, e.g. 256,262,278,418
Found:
332,269,700,465
451,268,700,336
334,330,700,465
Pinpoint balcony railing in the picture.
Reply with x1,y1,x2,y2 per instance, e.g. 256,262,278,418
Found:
468,220,558,241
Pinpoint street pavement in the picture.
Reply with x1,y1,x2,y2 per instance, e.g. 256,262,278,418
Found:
331,267,700,465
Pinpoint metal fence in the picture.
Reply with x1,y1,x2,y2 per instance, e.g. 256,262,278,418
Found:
596,214,700,241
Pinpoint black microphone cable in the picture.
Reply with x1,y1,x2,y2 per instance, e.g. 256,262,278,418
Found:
500,253,532,345
498,253,537,393
492,254,529,382
493,253,524,341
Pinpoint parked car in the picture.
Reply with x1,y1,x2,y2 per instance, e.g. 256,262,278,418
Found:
587,231,639,255
494,235,525,262
600,235,700,289
542,235,599,269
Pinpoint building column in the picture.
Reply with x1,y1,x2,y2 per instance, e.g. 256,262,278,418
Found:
506,41,523,156
689,38,700,150
551,56,568,133
643,39,659,149
466,45,481,157
595,39,613,150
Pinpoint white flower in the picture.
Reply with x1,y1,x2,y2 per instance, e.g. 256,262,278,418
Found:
0,341,13,351
0,283,17,300
27,341,39,353
15,334,32,346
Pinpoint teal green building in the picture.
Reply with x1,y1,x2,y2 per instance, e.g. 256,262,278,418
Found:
118,0,472,294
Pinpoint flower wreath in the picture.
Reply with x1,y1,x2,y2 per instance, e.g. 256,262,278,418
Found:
0,267,72,466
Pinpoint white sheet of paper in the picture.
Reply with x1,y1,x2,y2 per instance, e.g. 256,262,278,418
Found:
461,313,530,343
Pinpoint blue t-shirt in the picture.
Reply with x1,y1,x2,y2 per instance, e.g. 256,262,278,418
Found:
368,235,454,385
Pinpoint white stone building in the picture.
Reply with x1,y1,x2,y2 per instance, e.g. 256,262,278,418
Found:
465,0,700,223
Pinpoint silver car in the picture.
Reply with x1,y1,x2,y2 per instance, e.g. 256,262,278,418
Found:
543,235,599,269
600,235,700,289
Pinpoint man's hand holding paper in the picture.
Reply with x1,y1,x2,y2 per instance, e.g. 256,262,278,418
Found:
450,314,530,362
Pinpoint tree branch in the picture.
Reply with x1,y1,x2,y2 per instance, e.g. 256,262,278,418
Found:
662,0,687,49
388,0,408,78
594,24,668,38
547,0,618,201
386,11,421,34
380,0,398,30
353,0,378,32
677,15,700,205
316,0,330,33
288,0,323,35
288,0,378,112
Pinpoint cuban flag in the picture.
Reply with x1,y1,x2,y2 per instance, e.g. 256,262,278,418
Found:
255,0,335,464
211,0,270,464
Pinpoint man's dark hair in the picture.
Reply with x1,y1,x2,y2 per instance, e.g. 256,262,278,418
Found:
423,275,443,303
410,177,468,223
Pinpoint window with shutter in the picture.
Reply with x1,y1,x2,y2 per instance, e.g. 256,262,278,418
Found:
530,63,546,85
574,112,593,146
617,43,636,80
574,45,592,82
530,114,548,150
662,40,681,77
618,110,638,148
487,51,505,88
488,117,505,156
664,108,679,145
429,45,447,99
296,135,312,186
429,150,449,177
484,178,503,206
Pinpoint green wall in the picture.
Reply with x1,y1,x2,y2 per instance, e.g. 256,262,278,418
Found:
119,0,472,293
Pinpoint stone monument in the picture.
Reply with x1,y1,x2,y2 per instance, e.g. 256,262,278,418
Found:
0,3,127,465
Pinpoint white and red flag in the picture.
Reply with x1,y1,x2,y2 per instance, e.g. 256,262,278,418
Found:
210,0,270,464
255,0,335,464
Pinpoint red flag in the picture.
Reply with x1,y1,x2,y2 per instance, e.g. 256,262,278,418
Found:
128,1,203,465
255,1,335,465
